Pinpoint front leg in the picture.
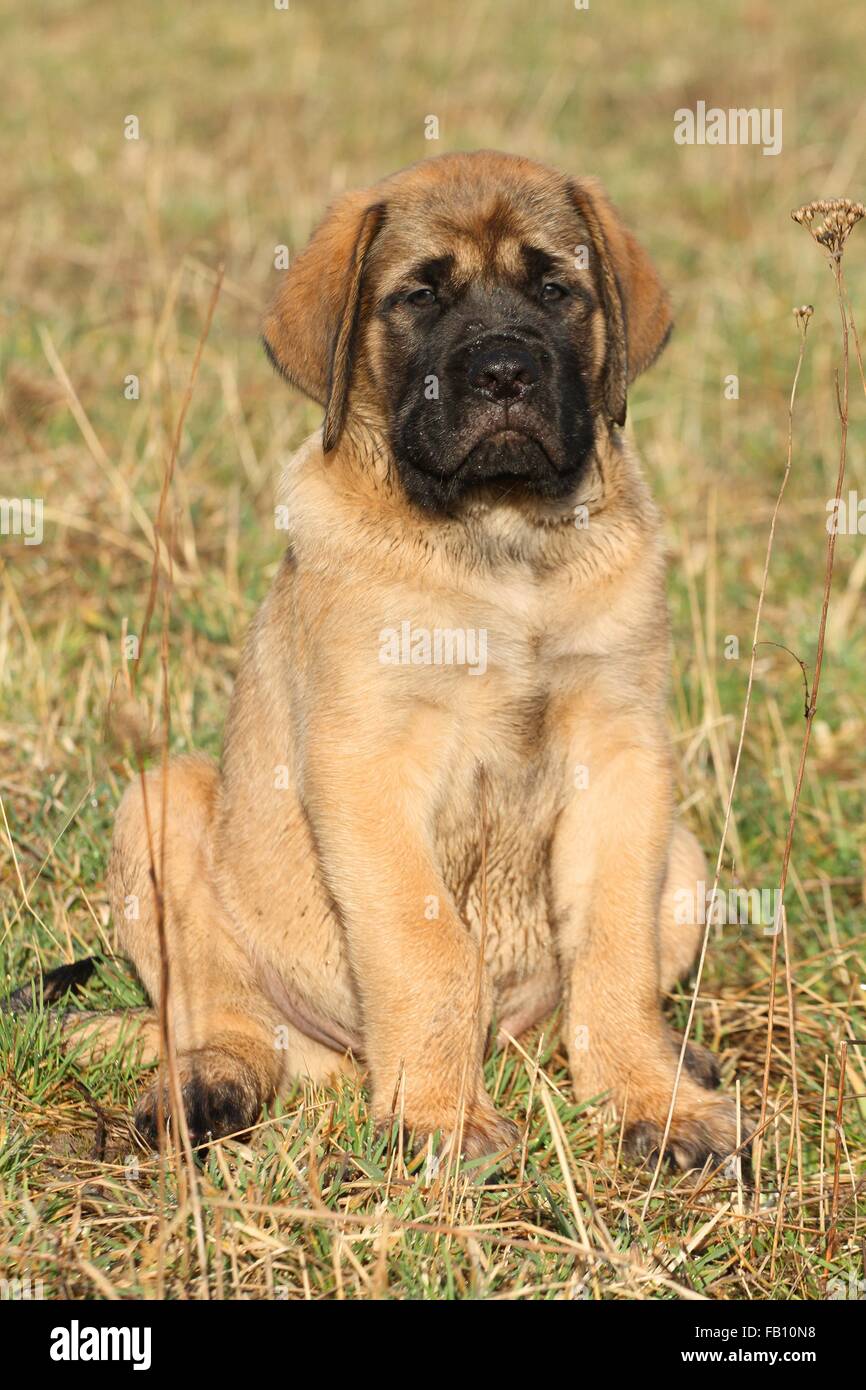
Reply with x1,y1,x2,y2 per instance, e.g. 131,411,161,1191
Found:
552,718,747,1172
304,734,516,1160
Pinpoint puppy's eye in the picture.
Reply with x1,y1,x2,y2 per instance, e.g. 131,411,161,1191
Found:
541,281,568,303
406,287,437,307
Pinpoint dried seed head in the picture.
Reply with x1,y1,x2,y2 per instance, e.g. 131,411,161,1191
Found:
105,687,158,758
793,304,814,323
792,198,865,257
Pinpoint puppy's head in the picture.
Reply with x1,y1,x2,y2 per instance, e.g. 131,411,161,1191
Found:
264,152,672,514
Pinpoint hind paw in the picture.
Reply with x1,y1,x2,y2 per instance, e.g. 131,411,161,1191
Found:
134,1050,262,1149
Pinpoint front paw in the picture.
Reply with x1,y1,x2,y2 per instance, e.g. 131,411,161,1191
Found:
682,1040,721,1090
454,1107,520,1161
380,1097,519,1163
624,1094,753,1176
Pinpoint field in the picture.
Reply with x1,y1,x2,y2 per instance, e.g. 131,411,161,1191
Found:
1,0,865,1301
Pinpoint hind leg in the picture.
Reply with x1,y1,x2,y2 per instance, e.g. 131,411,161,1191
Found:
108,754,337,1145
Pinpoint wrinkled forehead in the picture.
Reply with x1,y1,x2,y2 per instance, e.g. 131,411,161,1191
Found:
368,176,582,294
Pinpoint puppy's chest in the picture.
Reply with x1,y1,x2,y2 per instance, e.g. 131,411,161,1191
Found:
414,569,590,993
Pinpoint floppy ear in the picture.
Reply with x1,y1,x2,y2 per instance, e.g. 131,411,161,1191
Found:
570,178,673,428
263,193,386,452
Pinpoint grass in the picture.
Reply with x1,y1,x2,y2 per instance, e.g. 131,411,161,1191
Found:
1,0,866,1300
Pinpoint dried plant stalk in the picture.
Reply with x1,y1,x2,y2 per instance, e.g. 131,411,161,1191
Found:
753,199,862,1206
643,198,862,1220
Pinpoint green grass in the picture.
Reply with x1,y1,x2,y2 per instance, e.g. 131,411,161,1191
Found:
1,0,865,1299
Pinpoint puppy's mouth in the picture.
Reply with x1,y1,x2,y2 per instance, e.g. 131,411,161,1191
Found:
459,428,556,485
391,403,594,514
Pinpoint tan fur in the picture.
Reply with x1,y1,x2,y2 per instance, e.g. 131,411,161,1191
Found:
106,152,747,1167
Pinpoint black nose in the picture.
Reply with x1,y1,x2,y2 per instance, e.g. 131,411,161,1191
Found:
467,344,540,402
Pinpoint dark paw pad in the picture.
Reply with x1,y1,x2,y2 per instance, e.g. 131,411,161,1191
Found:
134,1074,259,1150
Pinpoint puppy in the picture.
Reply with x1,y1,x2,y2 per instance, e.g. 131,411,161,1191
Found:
103,151,744,1169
